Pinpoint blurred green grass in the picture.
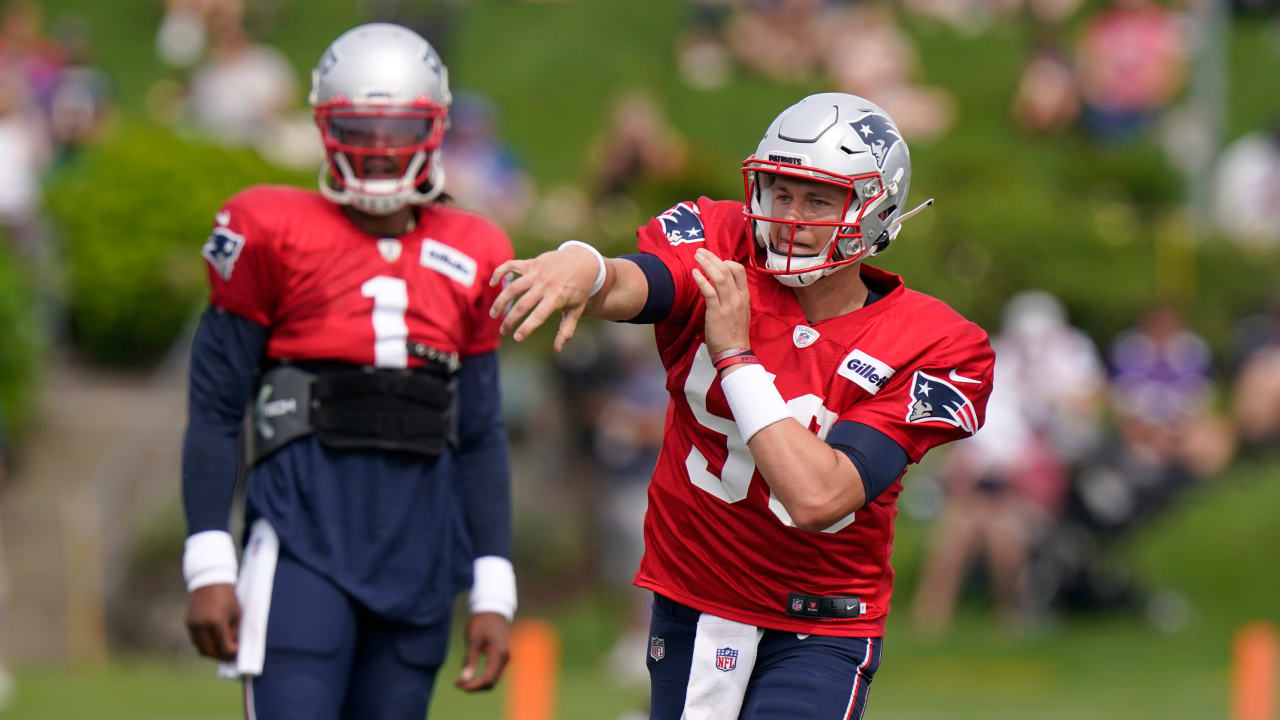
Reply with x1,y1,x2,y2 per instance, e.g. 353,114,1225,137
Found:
4,454,1277,719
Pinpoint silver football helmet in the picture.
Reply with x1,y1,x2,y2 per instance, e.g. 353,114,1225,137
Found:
310,23,452,215
743,93,928,287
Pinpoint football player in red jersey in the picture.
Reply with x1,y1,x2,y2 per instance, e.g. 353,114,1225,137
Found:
492,93,995,719
180,24,514,719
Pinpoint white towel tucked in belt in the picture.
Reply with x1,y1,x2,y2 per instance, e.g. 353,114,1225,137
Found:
218,518,279,679
682,612,764,720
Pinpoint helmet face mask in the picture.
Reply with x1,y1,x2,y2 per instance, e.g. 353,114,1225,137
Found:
743,158,889,285
742,93,912,288
310,24,452,216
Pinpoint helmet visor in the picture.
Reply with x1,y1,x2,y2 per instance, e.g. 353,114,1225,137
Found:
328,115,437,150
316,104,447,186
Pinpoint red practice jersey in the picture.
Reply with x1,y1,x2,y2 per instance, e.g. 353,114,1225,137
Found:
200,186,512,364
633,197,995,637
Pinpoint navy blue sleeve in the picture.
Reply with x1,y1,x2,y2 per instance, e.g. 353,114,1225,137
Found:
619,253,674,324
455,351,512,559
825,421,909,506
182,306,268,535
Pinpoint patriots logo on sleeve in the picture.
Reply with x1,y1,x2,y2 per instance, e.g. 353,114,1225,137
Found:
905,370,978,434
656,202,705,245
850,114,902,169
202,224,246,281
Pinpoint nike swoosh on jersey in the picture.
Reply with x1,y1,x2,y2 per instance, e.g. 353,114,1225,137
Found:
948,369,981,384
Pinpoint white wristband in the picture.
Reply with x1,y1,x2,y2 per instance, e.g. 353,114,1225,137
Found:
720,363,793,444
183,530,239,592
558,240,607,297
469,555,517,621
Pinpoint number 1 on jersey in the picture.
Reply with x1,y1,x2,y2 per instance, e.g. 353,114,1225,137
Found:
361,276,409,368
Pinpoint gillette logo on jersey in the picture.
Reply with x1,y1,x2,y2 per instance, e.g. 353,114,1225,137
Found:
838,349,896,395
657,202,706,245
905,370,978,434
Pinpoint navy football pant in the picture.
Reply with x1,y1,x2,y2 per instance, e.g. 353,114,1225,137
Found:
647,594,883,720
244,551,452,720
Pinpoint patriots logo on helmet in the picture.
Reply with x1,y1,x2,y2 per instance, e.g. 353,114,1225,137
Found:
202,225,246,281
905,370,979,434
657,202,705,245
849,114,901,169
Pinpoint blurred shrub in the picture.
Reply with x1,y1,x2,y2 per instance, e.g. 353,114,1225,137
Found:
43,124,308,366
0,241,39,434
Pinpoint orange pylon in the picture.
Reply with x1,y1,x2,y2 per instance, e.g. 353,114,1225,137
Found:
505,619,560,720
1233,621,1278,720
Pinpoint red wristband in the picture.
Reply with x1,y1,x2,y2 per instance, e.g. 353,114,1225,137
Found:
711,347,753,365
715,354,760,373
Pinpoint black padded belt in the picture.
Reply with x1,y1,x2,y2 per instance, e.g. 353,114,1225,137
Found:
252,356,458,464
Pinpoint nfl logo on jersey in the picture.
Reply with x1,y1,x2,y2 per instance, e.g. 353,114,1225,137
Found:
716,647,738,672
650,636,665,662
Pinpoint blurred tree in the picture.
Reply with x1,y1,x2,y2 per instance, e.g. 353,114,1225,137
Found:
42,123,306,366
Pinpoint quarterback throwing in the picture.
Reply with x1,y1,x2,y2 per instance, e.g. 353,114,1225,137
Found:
492,93,995,719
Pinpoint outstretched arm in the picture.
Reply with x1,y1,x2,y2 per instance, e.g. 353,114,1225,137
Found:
488,242,652,351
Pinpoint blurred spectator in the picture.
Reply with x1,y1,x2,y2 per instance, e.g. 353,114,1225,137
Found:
156,0,206,69
587,90,688,204
185,1,295,148
590,325,666,589
0,67,50,256
902,0,1084,31
912,291,1102,636
47,16,112,166
155,0,238,69
1076,0,1187,142
1231,299,1280,449
0,0,63,114
1109,304,1233,477
1023,0,1087,24
820,3,956,139
902,0,1012,34
1212,123,1280,250
440,92,534,228
725,0,826,84
1012,43,1080,134
998,291,1108,459
572,324,666,684
911,383,1061,636
676,0,734,90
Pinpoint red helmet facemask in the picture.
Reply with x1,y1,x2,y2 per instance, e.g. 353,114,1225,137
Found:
741,156,888,284
314,100,448,194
